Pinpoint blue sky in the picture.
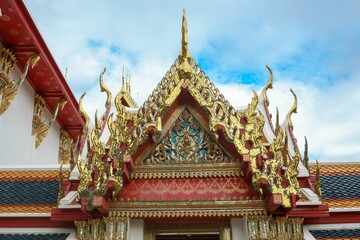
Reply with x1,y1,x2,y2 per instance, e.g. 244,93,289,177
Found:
24,0,360,162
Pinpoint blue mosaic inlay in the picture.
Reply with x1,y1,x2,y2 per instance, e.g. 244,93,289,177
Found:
0,181,58,204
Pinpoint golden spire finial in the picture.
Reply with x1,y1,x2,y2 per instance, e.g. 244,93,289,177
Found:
303,136,309,171
64,67,68,80
179,9,192,63
126,73,131,93
121,64,125,92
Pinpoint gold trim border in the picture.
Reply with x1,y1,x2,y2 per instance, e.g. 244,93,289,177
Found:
109,199,267,218
131,164,243,179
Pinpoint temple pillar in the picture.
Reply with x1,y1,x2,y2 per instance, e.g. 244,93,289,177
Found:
231,217,249,239
128,219,144,240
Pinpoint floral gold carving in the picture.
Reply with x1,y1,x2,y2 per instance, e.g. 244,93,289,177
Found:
0,49,40,115
32,94,67,148
143,108,233,165
58,129,73,164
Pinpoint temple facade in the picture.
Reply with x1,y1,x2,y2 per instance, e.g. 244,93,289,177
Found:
1,1,360,240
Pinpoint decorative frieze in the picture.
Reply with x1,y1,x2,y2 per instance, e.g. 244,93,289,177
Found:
75,216,128,240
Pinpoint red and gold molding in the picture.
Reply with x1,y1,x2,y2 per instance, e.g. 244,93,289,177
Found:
0,170,59,181
117,177,261,201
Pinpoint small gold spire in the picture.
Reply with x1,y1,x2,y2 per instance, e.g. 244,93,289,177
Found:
64,67,68,80
275,106,280,135
179,9,192,63
121,64,125,92
126,73,131,93
303,136,309,171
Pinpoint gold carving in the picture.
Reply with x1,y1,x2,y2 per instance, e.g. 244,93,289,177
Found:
0,48,16,91
32,94,67,148
143,108,233,165
77,154,91,198
0,51,40,115
58,129,73,164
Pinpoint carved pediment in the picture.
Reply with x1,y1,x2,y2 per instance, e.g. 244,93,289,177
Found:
141,108,237,166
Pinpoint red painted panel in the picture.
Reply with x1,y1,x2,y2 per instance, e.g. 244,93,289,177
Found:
117,177,260,201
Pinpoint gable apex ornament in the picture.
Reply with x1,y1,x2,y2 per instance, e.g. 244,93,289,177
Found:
178,9,194,80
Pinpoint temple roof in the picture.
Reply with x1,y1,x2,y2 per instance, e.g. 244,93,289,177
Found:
310,163,360,209
0,170,59,214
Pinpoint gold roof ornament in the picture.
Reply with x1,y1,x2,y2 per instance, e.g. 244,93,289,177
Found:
315,160,323,201
97,67,112,135
261,65,273,107
303,136,310,171
115,64,137,108
77,92,90,153
177,9,194,80
286,89,298,130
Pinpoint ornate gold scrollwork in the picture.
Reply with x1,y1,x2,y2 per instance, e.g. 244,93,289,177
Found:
143,108,233,165
0,50,40,115
58,129,73,164
32,94,67,148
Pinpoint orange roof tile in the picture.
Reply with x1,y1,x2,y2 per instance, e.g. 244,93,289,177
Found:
323,198,360,209
0,204,55,213
0,170,60,181
310,164,360,176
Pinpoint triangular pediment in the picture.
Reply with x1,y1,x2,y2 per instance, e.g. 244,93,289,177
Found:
140,107,236,166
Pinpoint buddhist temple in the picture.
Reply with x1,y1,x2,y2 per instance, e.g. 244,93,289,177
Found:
1,1,360,239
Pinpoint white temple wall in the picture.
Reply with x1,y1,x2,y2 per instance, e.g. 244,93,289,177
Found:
128,218,144,240
0,50,61,167
231,217,249,239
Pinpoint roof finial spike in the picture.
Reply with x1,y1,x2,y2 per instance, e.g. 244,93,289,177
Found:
179,9,192,63
121,64,125,92
126,73,131,93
